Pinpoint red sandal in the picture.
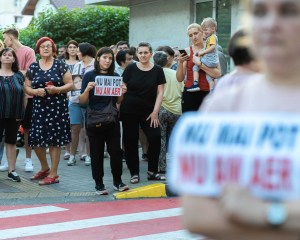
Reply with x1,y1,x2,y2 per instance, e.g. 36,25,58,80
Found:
30,169,50,180
38,176,59,185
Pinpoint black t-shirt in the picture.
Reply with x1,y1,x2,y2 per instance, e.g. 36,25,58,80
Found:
80,71,119,110
120,63,166,115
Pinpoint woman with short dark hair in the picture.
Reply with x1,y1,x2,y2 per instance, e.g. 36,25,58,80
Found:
156,45,178,70
153,51,184,174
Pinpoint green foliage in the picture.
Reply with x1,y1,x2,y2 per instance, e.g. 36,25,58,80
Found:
19,6,129,50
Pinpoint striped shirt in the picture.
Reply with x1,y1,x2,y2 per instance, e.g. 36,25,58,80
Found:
0,71,25,119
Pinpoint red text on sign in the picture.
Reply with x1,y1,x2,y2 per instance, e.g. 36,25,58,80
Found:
179,154,207,184
214,155,242,184
251,157,292,191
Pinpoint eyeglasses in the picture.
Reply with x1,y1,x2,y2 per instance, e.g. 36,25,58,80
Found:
40,45,52,49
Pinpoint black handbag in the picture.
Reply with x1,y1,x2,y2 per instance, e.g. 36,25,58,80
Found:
86,99,118,128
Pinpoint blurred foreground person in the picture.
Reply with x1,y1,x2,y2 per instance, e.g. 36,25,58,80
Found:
182,0,300,239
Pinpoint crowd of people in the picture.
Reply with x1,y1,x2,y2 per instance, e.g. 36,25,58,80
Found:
2,25,216,193
2,0,299,238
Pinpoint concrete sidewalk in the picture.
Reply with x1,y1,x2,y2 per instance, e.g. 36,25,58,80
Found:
0,146,166,205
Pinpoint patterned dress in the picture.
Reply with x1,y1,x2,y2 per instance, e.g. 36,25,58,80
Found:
26,59,71,147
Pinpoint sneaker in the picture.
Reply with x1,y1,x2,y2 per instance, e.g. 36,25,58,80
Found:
67,155,76,166
95,184,108,195
85,155,91,166
113,182,129,192
24,159,34,172
186,81,200,92
8,171,21,182
80,154,87,161
63,152,70,160
0,158,8,171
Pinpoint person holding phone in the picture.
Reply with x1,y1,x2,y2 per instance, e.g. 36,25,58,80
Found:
178,49,188,57
24,37,73,185
189,18,219,92
176,23,221,113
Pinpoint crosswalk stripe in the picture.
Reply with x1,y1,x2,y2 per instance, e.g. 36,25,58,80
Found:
0,207,182,239
121,230,203,240
0,206,67,218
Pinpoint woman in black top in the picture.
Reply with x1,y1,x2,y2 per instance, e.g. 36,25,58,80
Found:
120,42,166,183
0,48,24,182
80,47,128,195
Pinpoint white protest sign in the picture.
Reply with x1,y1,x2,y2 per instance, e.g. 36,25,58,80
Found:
94,76,123,96
168,113,300,200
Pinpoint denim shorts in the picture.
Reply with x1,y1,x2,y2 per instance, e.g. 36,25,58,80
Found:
69,102,86,125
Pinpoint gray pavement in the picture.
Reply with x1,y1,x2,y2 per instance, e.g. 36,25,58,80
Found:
0,146,158,205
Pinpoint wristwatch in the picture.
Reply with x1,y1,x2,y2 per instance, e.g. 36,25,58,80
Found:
266,202,287,228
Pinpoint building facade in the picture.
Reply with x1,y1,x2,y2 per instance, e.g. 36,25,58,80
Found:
0,0,32,29
85,0,245,53
22,0,86,18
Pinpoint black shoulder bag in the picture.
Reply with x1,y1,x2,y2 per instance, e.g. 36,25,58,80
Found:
86,99,118,129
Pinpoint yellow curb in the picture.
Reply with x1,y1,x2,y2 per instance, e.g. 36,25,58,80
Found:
114,183,167,199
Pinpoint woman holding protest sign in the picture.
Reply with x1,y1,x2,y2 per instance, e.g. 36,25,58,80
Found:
79,47,128,195
179,0,300,239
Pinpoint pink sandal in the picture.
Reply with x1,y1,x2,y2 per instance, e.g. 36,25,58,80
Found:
30,169,50,180
38,176,59,185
